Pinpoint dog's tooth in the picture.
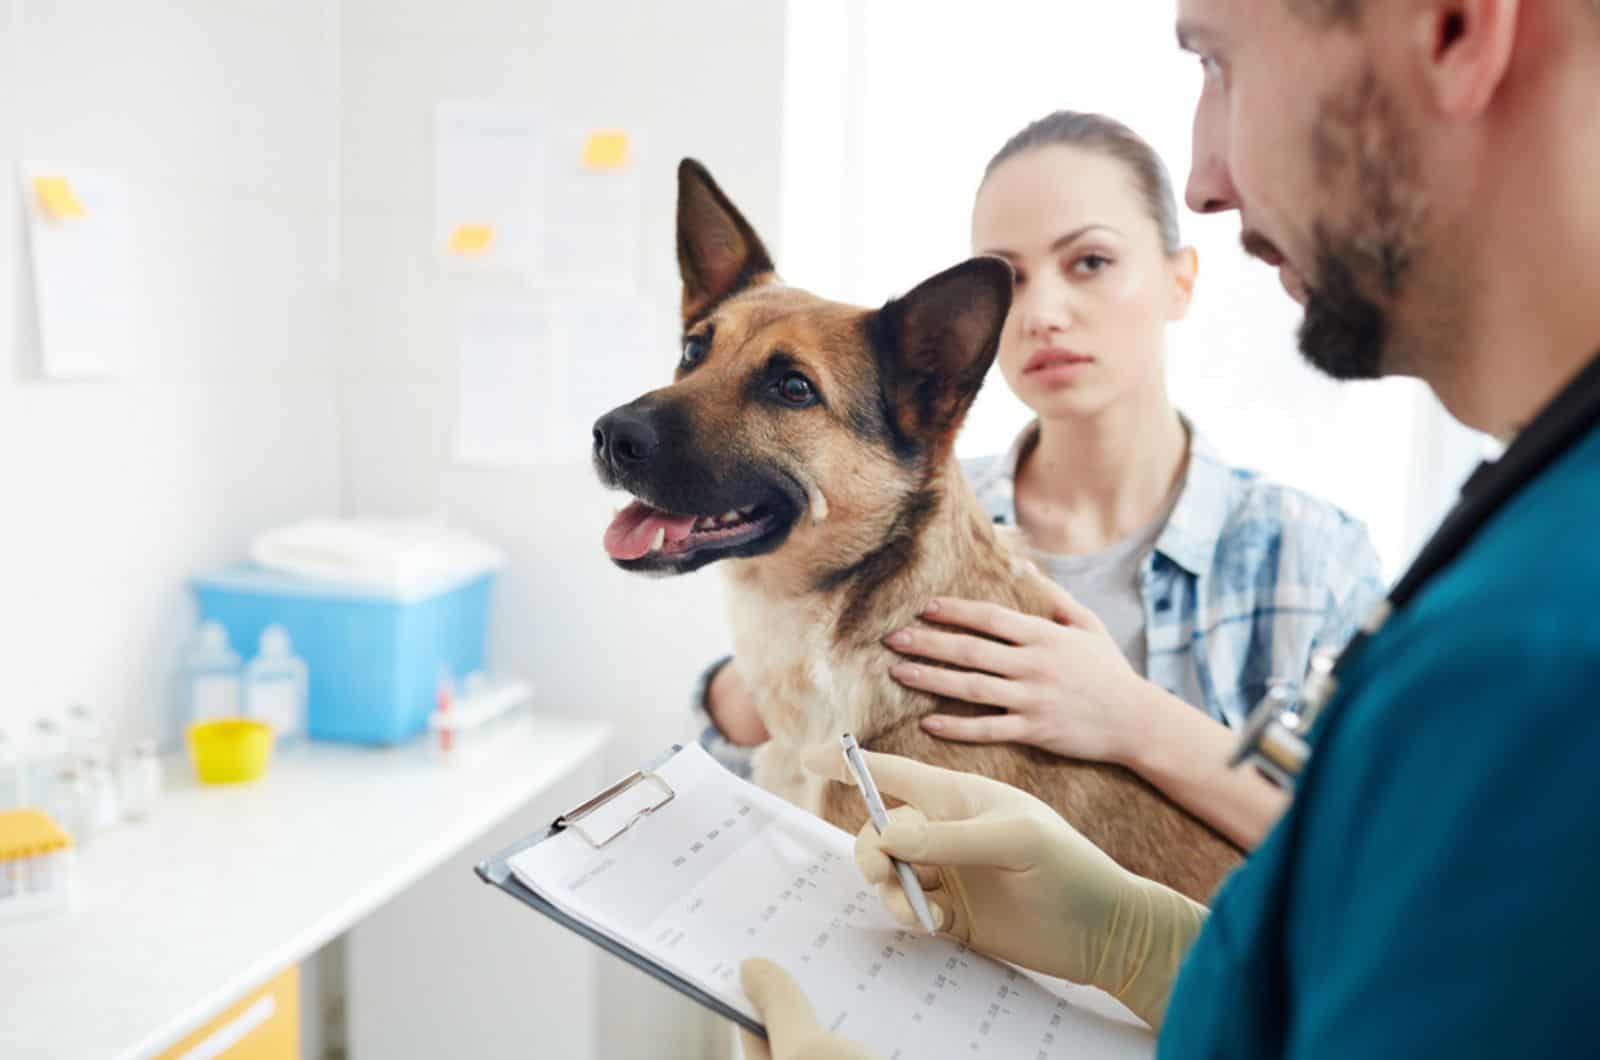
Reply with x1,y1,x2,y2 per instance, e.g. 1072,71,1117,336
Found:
648,527,666,553
808,483,829,524
721,510,740,525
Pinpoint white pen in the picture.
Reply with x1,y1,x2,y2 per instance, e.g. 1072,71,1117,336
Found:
839,733,939,934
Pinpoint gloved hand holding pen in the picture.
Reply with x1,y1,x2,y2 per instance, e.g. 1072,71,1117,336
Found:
800,743,1208,1030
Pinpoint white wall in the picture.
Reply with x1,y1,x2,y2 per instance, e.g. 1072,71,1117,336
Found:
0,1,343,750
781,0,1492,579
335,2,787,1055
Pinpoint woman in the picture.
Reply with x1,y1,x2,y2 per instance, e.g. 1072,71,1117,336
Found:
692,111,1383,850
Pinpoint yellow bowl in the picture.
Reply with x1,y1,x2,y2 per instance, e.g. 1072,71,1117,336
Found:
187,718,274,785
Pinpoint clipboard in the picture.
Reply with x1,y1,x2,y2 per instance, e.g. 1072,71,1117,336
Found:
474,746,767,1039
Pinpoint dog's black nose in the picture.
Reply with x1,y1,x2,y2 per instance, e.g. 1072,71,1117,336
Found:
593,408,660,469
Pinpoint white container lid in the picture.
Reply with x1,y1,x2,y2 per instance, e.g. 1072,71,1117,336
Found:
233,519,505,601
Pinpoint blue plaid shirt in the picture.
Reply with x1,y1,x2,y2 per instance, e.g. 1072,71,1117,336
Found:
694,421,1385,776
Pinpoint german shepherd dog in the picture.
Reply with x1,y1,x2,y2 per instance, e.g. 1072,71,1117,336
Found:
592,160,1240,902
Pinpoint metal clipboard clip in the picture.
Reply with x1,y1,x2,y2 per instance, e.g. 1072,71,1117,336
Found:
555,766,677,849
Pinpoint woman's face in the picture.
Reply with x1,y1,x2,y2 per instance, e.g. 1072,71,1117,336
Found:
972,145,1195,422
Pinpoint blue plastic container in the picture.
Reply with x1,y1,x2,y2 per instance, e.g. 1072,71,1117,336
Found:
191,565,494,745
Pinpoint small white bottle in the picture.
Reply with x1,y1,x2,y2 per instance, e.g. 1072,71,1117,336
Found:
118,739,162,821
65,704,106,763
63,706,117,834
244,625,308,746
0,729,22,810
81,750,120,834
183,621,242,723
54,761,94,845
27,718,68,823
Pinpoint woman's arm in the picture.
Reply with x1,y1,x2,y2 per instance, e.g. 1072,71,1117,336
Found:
706,659,770,745
689,656,769,779
890,573,1286,850
1110,684,1286,850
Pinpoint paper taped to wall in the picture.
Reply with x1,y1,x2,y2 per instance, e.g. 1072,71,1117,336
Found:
433,103,642,288
434,103,544,272
21,163,136,379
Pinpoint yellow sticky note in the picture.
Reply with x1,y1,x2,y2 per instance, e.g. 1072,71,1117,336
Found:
34,175,87,220
447,223,494,255
582,130,630,171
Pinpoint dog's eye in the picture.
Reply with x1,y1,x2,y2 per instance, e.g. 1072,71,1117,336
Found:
681,334,709,368
777,373,816,407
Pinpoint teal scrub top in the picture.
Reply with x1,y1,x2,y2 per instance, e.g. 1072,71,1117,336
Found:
1159,420,1600,1058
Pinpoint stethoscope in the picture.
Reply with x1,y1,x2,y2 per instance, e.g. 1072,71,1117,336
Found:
1233,351,1600,789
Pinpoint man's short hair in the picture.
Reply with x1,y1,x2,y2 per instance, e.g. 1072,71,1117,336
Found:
1288,0,1361,26
1292,0,1600,25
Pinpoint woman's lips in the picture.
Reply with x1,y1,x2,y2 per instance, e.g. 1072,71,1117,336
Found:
1023,348,1094,375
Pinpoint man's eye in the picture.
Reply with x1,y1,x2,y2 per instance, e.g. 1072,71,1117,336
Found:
777,373,816,406
682,334,709,367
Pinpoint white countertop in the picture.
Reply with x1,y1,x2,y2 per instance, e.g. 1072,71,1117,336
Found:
0,715,612,1060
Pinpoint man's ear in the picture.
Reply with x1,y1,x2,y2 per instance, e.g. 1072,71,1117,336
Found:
870,256,1014,451
1410,0,1520,117
677,158,777,325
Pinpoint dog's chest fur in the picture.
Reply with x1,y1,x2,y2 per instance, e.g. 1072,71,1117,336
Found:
724,581,876,813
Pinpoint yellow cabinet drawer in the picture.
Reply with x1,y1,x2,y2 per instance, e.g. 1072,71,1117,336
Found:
156,965,299,1060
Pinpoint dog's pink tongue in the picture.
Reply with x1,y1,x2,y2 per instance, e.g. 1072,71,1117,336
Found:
603,500,697,560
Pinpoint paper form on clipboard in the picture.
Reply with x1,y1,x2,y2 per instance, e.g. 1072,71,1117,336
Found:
482,743,1152,1058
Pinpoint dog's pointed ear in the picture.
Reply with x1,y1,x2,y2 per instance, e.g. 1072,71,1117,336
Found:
677,159,776,325
870,256,1014,449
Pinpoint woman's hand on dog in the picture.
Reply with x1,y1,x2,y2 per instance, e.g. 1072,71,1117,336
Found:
885,572,1149,765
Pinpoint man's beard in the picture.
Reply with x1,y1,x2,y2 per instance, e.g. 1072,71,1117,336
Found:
1298,230,1387,380
1295,71,1426,381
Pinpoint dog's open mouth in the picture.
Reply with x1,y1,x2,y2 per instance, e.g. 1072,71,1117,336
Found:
603,498,786,563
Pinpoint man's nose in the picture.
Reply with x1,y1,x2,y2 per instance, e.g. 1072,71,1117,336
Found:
1186,104,1239,215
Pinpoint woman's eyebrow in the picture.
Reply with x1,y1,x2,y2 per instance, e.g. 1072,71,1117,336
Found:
978,225,1124,260
1049,225,1123,252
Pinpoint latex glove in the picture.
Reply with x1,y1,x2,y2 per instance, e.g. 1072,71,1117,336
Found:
803,745,1206,1029
886,570,1147,764
738,958,881,1060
